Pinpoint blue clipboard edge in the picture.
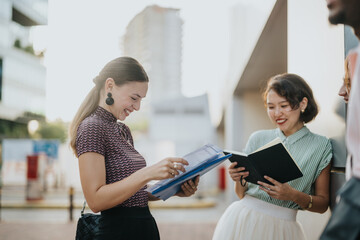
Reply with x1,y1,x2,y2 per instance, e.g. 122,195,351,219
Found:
151,153,232,195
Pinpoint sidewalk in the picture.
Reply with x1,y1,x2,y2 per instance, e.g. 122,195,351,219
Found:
0,222,217,240
0,186,226,240
0,186,331,239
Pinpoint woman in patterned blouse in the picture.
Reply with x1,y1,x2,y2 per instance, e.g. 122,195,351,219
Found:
69,57,199,240
213,73,332,240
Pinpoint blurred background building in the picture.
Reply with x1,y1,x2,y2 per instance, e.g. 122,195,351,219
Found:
122,5,217,194
0,0,49,190
123,5,183,101
0,0,47,137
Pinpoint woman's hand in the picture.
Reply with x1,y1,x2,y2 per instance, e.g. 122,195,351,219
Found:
175,176,200,197
145,157,188,181
228,162,249,183
258,175,295,201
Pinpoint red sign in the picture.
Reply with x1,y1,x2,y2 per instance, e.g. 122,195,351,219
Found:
27,155,38,179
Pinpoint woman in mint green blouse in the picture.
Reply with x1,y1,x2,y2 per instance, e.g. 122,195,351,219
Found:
213,73,332,240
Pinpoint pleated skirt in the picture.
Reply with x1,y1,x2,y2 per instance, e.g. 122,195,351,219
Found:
212,195,306,240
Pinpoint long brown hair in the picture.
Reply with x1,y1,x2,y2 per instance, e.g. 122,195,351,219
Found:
69,57,149,156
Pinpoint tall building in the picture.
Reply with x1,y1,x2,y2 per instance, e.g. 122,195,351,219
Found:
0,0,47,137
122,5,183,101
122,5,217,195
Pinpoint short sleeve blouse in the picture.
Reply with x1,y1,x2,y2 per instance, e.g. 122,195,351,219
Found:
76,106,148,207
244,126,332,209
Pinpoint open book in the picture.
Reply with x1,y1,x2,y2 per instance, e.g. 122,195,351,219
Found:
146,144,232,200
224,137,303,185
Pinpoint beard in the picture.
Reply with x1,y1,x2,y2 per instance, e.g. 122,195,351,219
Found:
328,10,346,25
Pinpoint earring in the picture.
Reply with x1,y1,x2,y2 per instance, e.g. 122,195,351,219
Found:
105,92,114,105
301,109,305,113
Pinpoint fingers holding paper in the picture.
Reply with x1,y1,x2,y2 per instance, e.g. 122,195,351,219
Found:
228,162,249,182
147,157,188,180
168,158,187,177
258,175,294,201
176,176,200,197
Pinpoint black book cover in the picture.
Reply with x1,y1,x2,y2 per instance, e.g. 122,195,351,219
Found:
224,138,303,185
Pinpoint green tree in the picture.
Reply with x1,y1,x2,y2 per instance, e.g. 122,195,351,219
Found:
0,119,29,138
35,120,68,143
14,39,22,49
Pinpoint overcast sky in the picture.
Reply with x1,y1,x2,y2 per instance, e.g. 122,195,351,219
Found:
39,0,246,123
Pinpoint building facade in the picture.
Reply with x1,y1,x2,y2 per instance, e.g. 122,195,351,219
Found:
122,5,183,101
219,0,357,239
0,0,47,133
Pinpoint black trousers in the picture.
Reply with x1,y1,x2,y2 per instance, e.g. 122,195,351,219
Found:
320,177,360,240
95,206,160,240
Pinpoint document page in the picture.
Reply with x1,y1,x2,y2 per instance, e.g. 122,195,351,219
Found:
183,144,223,171
146,143,230,200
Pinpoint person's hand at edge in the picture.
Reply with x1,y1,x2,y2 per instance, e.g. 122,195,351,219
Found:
175,176,200,197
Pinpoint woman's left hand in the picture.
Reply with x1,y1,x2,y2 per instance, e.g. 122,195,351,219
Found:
258,175,295,201
175,176,200,197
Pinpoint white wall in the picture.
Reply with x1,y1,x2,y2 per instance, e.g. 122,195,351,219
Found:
288,0,344,138
226,0,276,94
287,1,345,239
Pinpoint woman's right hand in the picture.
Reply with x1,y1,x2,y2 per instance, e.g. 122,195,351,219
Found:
228,162,249,183
146,157,189,181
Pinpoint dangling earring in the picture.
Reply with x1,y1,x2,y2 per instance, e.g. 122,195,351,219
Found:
106,92,114,105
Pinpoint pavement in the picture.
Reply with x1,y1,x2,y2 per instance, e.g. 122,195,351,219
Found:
0,185,333,240
0,222,217,240
0,186,227,240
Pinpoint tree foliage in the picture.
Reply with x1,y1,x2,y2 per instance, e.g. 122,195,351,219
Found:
35,120,68,143
0,119,29,138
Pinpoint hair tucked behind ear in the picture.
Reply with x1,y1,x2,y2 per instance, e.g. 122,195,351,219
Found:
69,57,149,156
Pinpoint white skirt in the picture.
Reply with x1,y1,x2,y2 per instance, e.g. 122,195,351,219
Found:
212,195,306,240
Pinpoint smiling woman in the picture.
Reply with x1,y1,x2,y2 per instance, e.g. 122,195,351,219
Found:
263,73,319,136
101,81,148,121
68,56,200,240
213,73,332,240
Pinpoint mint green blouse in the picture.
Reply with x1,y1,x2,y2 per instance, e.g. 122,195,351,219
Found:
244,126,332,210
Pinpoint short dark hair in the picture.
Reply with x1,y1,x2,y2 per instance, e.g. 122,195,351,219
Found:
262,73,318,123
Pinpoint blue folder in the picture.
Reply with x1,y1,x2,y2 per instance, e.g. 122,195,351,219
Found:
146,144,232,200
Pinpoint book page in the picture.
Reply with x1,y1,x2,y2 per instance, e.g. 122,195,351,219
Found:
252,137,300,170
183,144,223,171
223,149,247,157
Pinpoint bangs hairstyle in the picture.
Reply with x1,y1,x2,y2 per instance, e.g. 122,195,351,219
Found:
262,73,318,123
